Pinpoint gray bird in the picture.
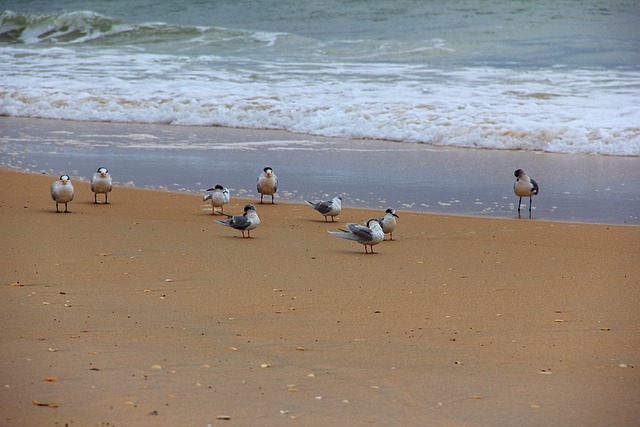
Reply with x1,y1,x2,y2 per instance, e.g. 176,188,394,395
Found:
305,196,342,222
214,204,260,238
329,219,384,254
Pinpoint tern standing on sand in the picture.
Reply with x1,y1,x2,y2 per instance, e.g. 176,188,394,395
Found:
91,167,112,204
257,167,278,204
51,174,74,213
379,208,399,240
329,219,384,254
203,184,230,215
214,204,260,238
513,169,539,217
305,196,342,222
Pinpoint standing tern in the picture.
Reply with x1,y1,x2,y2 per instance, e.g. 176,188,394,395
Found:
305,196,342,222
379,208,399,240
214,204,260,238
513,169,539,218
51,174,74,213
329,219,384,254
90,167,112,204
257,167,278,204
203,184,230,215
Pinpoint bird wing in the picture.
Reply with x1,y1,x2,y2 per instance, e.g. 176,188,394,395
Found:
315,200,333,214
531,179,539,195
50,182,58,199
346,223,373,242
228,215,251,230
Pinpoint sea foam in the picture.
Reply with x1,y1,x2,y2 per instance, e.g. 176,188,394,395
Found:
1,10,639,156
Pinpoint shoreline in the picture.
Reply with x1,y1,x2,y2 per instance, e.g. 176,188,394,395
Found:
1,168,639,426
1,116,639,225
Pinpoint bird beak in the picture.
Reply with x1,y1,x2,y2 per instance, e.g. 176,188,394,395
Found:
101,172,107,177
267,172,272,178
393,213,399,218
62,179,67,184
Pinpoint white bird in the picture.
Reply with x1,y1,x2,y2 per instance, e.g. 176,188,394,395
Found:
51,174,74,213
305,196,342,222
214,204,260,238
379,208,399,240
203,184,230,215
329,219,384,254
90,167,112,204
257,167,278,204
513,169,539,217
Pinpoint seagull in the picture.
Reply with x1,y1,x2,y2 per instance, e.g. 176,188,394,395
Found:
51,174,74,213
329,219,384,254
90,167,112,204
203,184,230,215
379,208,399,240
513,169,539,217
214,204,260,238
305,196,342,222
257,167,278,204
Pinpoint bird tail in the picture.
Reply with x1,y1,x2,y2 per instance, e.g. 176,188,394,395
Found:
214,220,230,227
328,231,357,241
203,193,212,201
304,200,317,209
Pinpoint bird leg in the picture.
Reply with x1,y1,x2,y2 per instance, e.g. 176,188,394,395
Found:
271,195,275,204
64,203,70,213
94,194,98,204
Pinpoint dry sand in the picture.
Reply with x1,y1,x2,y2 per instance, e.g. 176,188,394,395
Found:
1,168,639,426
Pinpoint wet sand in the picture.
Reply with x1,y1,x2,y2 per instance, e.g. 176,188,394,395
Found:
1,117,639,225
1,168,639,426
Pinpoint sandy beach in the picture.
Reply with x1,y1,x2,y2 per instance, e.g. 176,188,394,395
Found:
1,167,639,426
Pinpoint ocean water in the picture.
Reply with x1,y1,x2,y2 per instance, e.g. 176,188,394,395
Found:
1,0,639,156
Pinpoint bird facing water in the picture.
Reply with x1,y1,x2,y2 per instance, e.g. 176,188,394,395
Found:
203,184,230,215
513,169,539,217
